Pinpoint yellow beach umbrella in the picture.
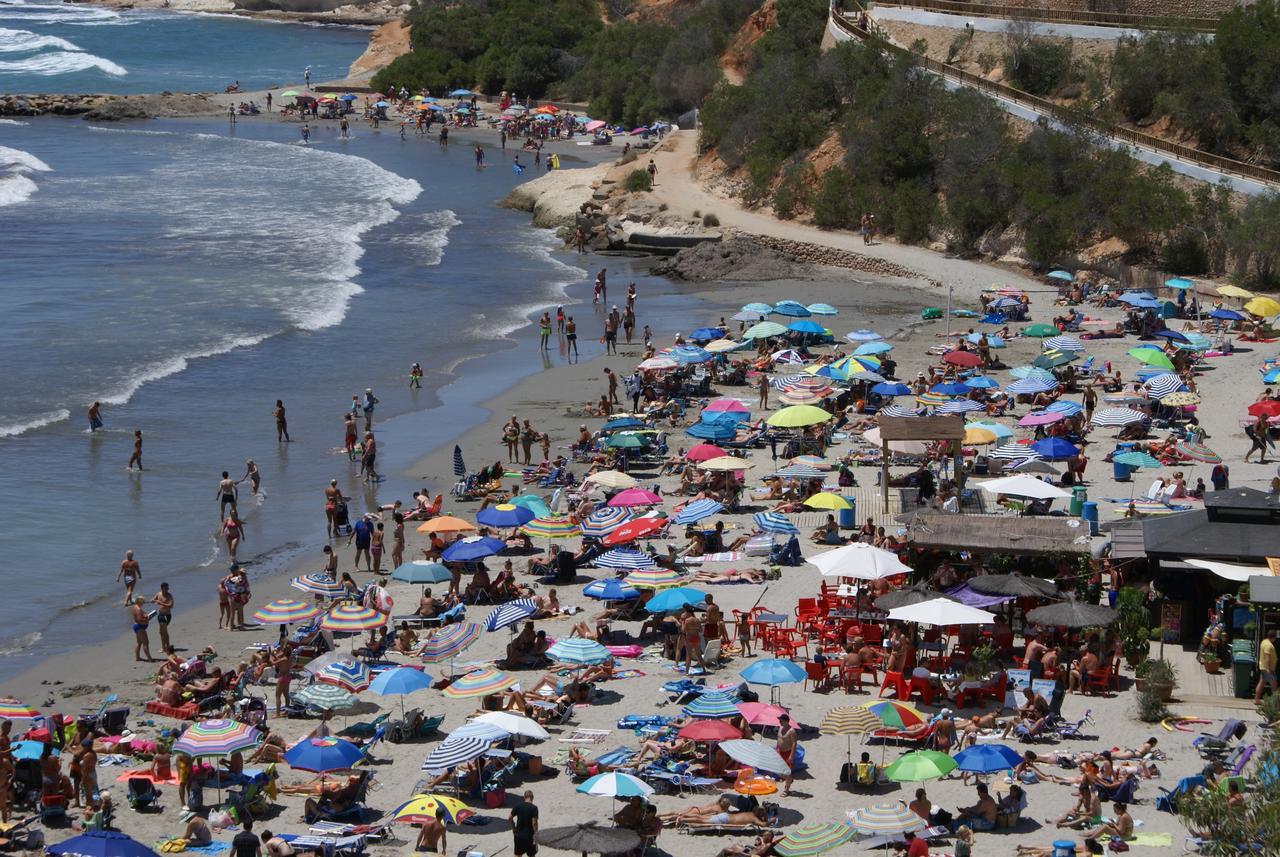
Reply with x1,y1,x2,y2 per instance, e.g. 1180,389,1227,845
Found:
964,426,998,445
584,470,637,489
1246,297,1280,318
699,456,754,472
416,515,476,534
766,405,832,428
804,492,852,511
704,339,742,353
1217,285,1254,299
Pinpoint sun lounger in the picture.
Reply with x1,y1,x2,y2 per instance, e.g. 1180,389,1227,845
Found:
281,833,367,857
145,700,199,720
679,824,781,836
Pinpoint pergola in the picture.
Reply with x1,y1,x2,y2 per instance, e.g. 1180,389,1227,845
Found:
898,511,1093,556
875,415,967,510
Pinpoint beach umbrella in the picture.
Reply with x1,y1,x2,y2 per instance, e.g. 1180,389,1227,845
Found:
1247,297,1280,317
293,683,357,712
878,404,921,418
370,666,432,698
684,691,741,718
1114,451,1160,469
391,794,475,825
855,341,894,356
974,474,1070,500
1091,407,1147,427
787,320,826,335
1009,365,1056,381
546,638,611,665
624,566,683,588
483,599,537,632
1218,284,1254,299
720,739,791,775
673,498,724,525
1141,374,1185,397
773,824,855,857
599,549,659,571
1043,335,1085,352
48,832,159,857
451,721,518,745
780,388,833,406
579,507,632,538
0,699,41,722
1034,350,1077,369
1153,329,1190,344
930,382,970,396
678,719,741,741
448,88,474,96
809,543,910,580
671,345,713,365
321,604,387,634
474,711,550,741
742,302,773,315
965,375,1000,391
914,391,951,409
645,586,706,613
772,300,810,318
536,822,639,856
638,356,678,371
392,561,452,584
753,511,799,535
772,349,808,365
807,303,839,316
1210,308,1245,321
705,338,743,353
849,803,927,836
1165,277,1194,289
773,373,831,393
602,517,665,545
476,503,535,528
884,750,957,782
767,405,831,428
583,578,639,601
690,327,724,342
937,399,984,415
845,329,883,342
943,351,982,368
284,737,364,773
744,321,789,340
741,659,806,687
804,492,852,511
1023,324,1058,337
1010,459,1062,475
586,471,638,492
875,584,947,611
953,743,1023,774
738,702,790,727
291,573,346,598
441,536,505,562
172,719,260,758
699,456,753,472
704,397,752,414
418,622,482,664
520,516,582,539
1046,400,1083,416
966,420,1013,439
607,488,662,508
1047,270,1075,282
968,333,1006,348
1249,400,1280,418
1018,410,1064,427
422,737,491,771
450,444,466,477
1128,347,1176,370
577,772,654,798
989,441,1040,461
1175,440,1221,464
887,598,994,626
315,658,372,692
416,515,476,534
1007,377,1060,396
251,599,322,625
442,667,518,699
775,463,826,479
820,705,881,735
1161,391,1201,407
1026,596,1117,628
1116,291,1157,305
13,740,58,762
969,574,1058,599
1031,437,1079,460
686,421,738,442
860,699,926,729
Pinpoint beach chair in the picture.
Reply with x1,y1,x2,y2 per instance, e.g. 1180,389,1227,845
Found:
1095,777,1138,804
126,777,160,812
304,771,371,824
1055,708,1094,740
353,726,386,766
1226,743,1255,776
1156,774,1204,813
1193,719,1246,757
340,712,389,740
1013,714,1058,742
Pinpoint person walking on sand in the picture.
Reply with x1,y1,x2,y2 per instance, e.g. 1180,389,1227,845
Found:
127,429,143,471
362,388,379,432
776,713,797,795
117,550,141,606
152,582,174,652
349,514,373,572
131,596,153,662
391,512,405,569
758,372,770,409
539,311,551,351
860,212,872,245
510,791,539,857
646,159,656,185
604,368,620,406
87,401,103,433
274,399,290,442
565,315,579,358
217,470,239,519
325,480,344,538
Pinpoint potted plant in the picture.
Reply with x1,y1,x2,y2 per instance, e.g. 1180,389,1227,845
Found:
971,642,997,676
1113,586,1151,666
1198,647,1222,674
1135,657,1178,702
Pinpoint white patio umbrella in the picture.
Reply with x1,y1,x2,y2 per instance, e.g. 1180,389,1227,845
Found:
474,711,550,740
973,475,1071,501
809,543,911,580
862,427,931,455
719,739,792,775
887,598,995,626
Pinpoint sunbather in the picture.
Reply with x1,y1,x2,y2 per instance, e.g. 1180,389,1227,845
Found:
691,567,766,584
679,806,769,828
658,796,732,825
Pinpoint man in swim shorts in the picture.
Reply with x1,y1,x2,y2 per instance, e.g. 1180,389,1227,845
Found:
217,471,239,519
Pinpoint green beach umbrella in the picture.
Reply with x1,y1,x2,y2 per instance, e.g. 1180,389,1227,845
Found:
772,823,855,857
1127,347,1176,370
294,684,356,711
1033,349,1076,369
1023,324,1058,337
280,89,300,97
509,494,552,518
766,405,832,428
606,432,649,449
884,750,957,782
743,321,788,340
1114,451,1160,469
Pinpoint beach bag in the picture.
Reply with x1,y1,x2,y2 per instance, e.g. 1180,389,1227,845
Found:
921,307,943,320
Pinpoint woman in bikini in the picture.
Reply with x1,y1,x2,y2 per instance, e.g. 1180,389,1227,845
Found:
223,514,243,562
371,523,385,574
391,513,406,569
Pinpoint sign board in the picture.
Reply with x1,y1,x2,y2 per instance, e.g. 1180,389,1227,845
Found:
1160,601,1183,644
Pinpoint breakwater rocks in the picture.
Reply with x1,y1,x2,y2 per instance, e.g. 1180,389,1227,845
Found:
1,93,221,120
752,235,943,288
651,236,812,281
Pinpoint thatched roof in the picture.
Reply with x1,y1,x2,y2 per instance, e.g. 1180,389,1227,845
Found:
898,511,1092,555
877,415,966,442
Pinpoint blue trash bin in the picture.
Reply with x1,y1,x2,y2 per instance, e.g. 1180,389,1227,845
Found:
1081,501,1099,535
1112,460,1134,481
837,501,857,529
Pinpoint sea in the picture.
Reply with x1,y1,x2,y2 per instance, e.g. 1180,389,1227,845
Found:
0,92,706,680
0,0,368,94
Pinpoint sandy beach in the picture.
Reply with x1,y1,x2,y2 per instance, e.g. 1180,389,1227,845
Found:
7,107,1276,857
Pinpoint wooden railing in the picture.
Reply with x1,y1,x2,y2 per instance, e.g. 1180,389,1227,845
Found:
867,0,1219,32
828,11,1280,188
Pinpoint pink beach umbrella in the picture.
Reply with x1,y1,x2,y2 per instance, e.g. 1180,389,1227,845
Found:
585,119,606,131
686,444,728,462
703,398,751,414
1017,411,1065,427
607,488,662,507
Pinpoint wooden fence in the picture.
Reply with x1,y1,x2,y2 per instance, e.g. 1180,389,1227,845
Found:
867,0,1218,32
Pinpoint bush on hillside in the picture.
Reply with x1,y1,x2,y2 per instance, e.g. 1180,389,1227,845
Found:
625,169,653,192
1003,35,1072,96
772,162,814,219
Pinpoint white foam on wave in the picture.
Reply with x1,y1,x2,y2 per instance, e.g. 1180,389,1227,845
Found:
383,209,460,267
0,25,77,51
0,407,69,438
473,232,588,339
0,118,27,125
0,631,41,657
0,143,50,209
98,331,272,407
0,48,125,75
0,2,125,25
0,143,51,172
0,171,38,207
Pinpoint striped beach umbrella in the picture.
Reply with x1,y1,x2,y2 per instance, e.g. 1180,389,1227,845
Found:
294,684,356,711
623,567,684,589
579,507,632,538
807,303,839,316
743,302,773,315
422,737,492,771
483,599,537,632
671,345,712,365
0,699,40,722
315,658,371,692
879,404,921,418
391,794,475,825
252,599,322,625
673,498,724,525
771,349,808,366
172,719,261,758
845,329,882,342
1115,451,1161,469
639,356,678,371
705,338,744,353
990,442,1040,461
772,300,810,318
450,721,513,742
1046,400,1083,416
772,374,824,392
546,638,611,665
284,736,364,772
935,399,984,414
859,699,926,728
720,739,791,775
819,706,880,735
684,691,741,719
1175,440,1221,464
452,445,466,477
291,573,346,598
576,772,655,798
915,391,951,408
598,549,658,571
753,511,799,535
442,667,518,699
848,803,927,836
583,578,640,600
520,516,582,539
1007,377,1059,395
1043,335,1084,352
744,321,789,340
780,388,832,406
773,823,855,857
884,750,958,782
419,622,482,664
775,464,826,479
1144,373,1185,397
320,604,387,634
1009,365,1055,381
1091,407,1148,427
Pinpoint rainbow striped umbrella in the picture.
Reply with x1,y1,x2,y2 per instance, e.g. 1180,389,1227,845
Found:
0,699,39,721
520,516,582,539
418,622,482,664
442,667,518,699
579,507,632,538
1175,440,1221,464
291,573,346,598
848,803,927,836
390,794,475,825
320,604,388,633
172,719,261,758
773,823,855,857
252,599,323,625
859,699,926,728
623,567,684,589
315,659,371,693
915,391,951,408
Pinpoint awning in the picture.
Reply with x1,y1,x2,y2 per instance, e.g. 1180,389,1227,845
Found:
1183,558,1273,583
944,583,1015,608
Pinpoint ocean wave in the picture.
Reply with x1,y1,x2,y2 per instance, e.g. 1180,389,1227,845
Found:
0,48,125,75
98,331,272,407
469,233,587,340
0,171,38,208
0,630,41,657
0,25,78,51
0,143,51,172
382,209,460,267
0,118,27,125
0,144,49,209
0,2,125,25
0,408,69,437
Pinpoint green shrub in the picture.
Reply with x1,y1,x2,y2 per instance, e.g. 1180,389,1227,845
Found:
772,163,813,218
702,213,720,226
812,167,857,230
1003,36,1072,96
1135,686,1170,722
1163,230,1211,276
625,169,653,192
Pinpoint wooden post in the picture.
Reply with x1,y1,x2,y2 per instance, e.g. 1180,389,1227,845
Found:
881,440,890,518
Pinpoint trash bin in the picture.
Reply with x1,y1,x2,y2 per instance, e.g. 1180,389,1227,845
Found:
1080,501,1099,535
837,500,857,529
1070,486,1087,517
1233,654,1256,699
1112,460,1134,481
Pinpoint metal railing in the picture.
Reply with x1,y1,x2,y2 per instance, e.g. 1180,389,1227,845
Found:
867,0,1219,31
829,11,1280,188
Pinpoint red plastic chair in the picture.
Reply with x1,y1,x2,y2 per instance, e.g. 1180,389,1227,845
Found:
878,670,909,700
907,675,937,706
803,661,829,692
772,629,809,661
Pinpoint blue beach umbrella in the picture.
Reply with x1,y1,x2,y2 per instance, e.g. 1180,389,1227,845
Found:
579,507,631,538
683,691,741,718
953,743,1023,774
854,341,894,356
1031,437,1079,460
48,832,158,857
1047,270,1074,282
966,421,1013,440
964,376,999,390
284,737,365,773
583,578,639,600
754,511,799,535
807,303,839,316
880,404,921,418
787,320,825,334
546,638,611,665
476,503,535,528
673,498,724,525
509,494,552,518
1045,400,1084,417
1165,278,1195,289
686,422,738,442
931,382,970,396
845,329,882,342
338,93,357,101
690,327,724,342
1210,308,1244,321
872,382,911,396
1007,377,1059,395
645,586,707,613
448,89,474,97
596,549,658,571
369,666,433,697
374,100,389,107
671,345,712,364
742,302,773,315
577,772,654,798
772,300,811,318
483,598,538,632
392,561,452,584
601,417,646,431
441,536,505,562
13,740,56,762
740,659,807,687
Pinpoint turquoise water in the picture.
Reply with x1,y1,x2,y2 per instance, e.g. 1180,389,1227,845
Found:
0,0,368,93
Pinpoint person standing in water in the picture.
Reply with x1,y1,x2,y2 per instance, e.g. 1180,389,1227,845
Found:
127,430,143,471
217,471,239,519
152,582,174,652
565,316,578,358
117,550,141,606
362,388,379,432
594,269,607,305
340,117,349,139
273,399,290,442
344,412,358,461
303,65,311,89
301,124,310,144
538,312,551,351
474,144,485,167
409,362,423,389
87,402,103,433
241,459,261,495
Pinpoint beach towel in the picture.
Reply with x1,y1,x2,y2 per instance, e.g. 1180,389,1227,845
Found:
610,669,646,680
1129,833,1171,848
176,843,232,855
116,770,180,785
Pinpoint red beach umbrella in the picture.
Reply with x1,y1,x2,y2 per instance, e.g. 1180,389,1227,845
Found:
602,517,665,545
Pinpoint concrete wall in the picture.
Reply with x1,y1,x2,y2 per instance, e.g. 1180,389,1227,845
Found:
983,0,1239,16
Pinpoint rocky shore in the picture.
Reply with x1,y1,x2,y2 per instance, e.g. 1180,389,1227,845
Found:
0,92,223,120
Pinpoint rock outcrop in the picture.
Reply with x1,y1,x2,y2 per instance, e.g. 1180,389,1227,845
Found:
1,92,221,119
